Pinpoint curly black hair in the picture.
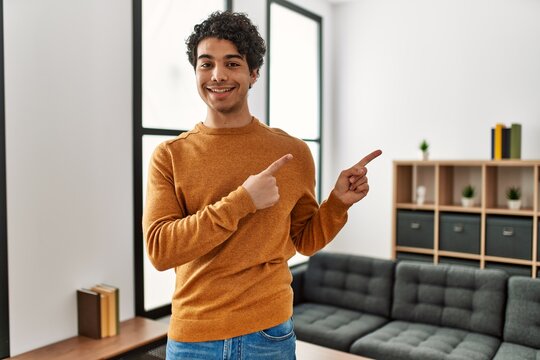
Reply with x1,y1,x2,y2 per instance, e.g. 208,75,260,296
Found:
186,11,266,75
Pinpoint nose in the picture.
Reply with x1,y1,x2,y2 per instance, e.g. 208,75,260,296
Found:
211,64,228,82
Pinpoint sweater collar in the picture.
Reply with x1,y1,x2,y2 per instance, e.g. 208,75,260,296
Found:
196,117,260,135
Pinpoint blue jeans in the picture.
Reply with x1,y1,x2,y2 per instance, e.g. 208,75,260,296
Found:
166,318,296,360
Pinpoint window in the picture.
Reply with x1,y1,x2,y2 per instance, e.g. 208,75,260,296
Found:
0,1,9,356
267,0,322,266
133,0,229,317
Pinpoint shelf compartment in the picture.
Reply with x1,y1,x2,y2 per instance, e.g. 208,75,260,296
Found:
396,210,434,249
395,165,413,204
484,255,532,266
486,216,533,260
439,165,482,207
437,250,481,260
395,246,434,255
395,164,436,206
438,256,480,268
485,261,532,277
485,165,535,210
414,165,436,206
396,251,433,263
439,213,481,254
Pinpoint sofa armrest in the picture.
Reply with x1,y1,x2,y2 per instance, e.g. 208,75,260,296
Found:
291,262,308,305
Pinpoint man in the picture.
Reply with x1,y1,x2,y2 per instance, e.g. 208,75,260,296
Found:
143,11,382,359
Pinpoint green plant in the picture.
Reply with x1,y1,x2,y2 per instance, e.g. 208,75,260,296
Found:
419,139,429,152
506,186,521,200
461,185,475,199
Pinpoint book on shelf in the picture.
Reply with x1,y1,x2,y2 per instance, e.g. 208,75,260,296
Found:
510,123,522,159
93,284,120,336
490,123,522,160
494,123,504,160
502,127,511,159
490,128,494,159
77,284,120,339
76,289,101,339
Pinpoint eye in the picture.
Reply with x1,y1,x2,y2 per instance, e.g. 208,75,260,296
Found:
227,62,241,68
199,62,212,69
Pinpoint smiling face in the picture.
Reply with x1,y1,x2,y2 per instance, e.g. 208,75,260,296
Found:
196,37,258,118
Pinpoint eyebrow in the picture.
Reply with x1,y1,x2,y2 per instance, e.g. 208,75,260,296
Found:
197,54,245,61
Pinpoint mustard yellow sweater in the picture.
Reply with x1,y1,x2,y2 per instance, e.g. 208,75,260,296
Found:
143,118,349,342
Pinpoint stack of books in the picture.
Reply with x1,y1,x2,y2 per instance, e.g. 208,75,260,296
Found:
491,123,522,160
77,284,119,339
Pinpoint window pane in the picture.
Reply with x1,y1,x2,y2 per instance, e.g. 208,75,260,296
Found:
289,140,319,266
142,134,177,310
142,0,224,130
288,253,308,266
305,140,320,201
269,3,320,140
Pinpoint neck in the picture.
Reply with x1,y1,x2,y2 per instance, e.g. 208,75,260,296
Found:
204,106,253,129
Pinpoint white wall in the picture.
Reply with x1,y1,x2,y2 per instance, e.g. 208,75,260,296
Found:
331,0,540,258
4,0,133,355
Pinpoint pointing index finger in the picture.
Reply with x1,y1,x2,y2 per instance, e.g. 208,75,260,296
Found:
357,149,382,167
263,154,293,175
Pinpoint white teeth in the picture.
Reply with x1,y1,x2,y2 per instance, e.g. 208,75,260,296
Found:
210,88,232,93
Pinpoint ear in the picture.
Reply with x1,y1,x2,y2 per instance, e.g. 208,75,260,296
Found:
249,68,259,88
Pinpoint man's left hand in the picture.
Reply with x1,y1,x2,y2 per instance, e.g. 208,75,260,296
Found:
332,149,382,206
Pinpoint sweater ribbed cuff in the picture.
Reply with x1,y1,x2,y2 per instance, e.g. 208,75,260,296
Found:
233,186,258,216
326,190,352,215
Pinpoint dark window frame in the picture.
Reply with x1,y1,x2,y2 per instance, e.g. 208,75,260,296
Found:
133,0,231,319
266,0,323,201
0,0,9,356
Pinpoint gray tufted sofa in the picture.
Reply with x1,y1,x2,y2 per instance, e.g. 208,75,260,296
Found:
492,277,540,360
292,253,395,351
291,252,540,360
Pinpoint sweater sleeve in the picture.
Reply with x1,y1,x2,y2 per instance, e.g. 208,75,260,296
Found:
290,191,349,256
142,144,257,271
289,146,350,255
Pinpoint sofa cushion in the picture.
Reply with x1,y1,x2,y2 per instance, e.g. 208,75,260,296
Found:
303,252,395,317
503,276,540,348
492,342,540,360
293,303,388,352
392,262,508,337
350,321,500,360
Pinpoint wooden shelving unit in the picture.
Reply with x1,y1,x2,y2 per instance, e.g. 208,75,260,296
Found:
7,317,168,360
392,160,540,278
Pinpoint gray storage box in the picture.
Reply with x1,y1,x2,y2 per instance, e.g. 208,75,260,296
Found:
486,216,532,260
439,213,481,254
397,210,434,249
396,252,433,263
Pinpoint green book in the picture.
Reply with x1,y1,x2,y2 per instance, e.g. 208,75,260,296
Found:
510,123,522,159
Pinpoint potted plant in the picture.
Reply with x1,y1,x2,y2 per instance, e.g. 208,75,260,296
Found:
506,186,521,210
419,140,429,160
461,185,475,207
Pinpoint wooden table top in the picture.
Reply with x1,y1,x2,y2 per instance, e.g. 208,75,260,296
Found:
8,317,168,360
296,340,372,360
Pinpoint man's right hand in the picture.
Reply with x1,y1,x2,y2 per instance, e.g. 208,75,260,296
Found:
242,154,293,210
